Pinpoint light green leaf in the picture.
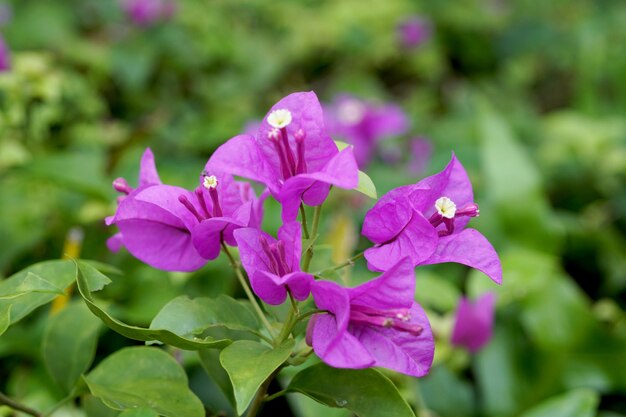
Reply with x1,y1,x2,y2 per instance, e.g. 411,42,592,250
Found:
0,260,75,331
0,272,64,300
85,347,204,417
286,363,415,417
355,171,377,199
220,339,294,415
150,295,260,337
42,301,101,393
0,304,10,337
76,261,232,350
518,389,598,417
118,408,159,417
334,140,350,151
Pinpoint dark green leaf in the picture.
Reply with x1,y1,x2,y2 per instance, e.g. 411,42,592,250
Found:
85,347,204,417
43,301,102,393
198,348,236,408
518,389,598,417
286,363,415,417
220,339,294,415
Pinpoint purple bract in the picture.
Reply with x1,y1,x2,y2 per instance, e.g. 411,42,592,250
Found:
362,154,502,284
234,222,313,305
121,0,176,27
325,95,409,167
0,34,10,72
106,149,266,272
307,258,434,377
451,293,496,353
397,16,432,49
205,91,359,221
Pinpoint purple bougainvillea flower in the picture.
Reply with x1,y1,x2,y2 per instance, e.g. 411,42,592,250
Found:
121,0,176,27
106,149,266,271
205,91,359,221
0,34,10,72
234,222,313,305
362,154,502,284
325,95,409,167
451,293,496,353
397,16,432,49
307,258,434,377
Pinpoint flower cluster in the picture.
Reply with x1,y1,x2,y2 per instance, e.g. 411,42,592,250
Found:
106,91,501,377
121,0,176,27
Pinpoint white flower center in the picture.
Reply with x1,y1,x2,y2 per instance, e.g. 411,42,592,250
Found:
337,99,366,125
267,109,292,129
203,175,219,190
435,197,456,219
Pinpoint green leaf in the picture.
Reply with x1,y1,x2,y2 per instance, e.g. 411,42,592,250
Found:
419,365,475,417
286,363,415,417
118,408,159,417
518,389,598,417
220,339,294,415
150,295,261,337
0,272,64,300
334,140,350,151
355,171,377,199
0,260,75,332
198,348,236,409
76,261,232,350
85,347,204,417
0,304,10,337
42,301,101,393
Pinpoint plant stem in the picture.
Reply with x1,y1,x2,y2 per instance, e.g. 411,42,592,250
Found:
0,392,42,417
221,243,275,338
316,251,364,276
301,204,322,272
299,205,310,239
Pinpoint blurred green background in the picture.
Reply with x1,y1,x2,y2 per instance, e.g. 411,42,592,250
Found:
1,0,625,416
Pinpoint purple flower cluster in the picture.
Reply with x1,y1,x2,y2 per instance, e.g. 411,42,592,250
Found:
106,91,501,377
397,16,432,49
0,34,9,72
121,0,176,27
324,95,409,167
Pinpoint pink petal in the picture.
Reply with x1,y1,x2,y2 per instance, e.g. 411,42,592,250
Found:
451,293,496,353
311,314,375,369
138,148,162,187
349,257,415,310
364,212,438,272
350,303,434,377
421,228,502,285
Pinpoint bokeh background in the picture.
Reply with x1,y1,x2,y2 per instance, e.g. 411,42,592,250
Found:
1,0,625,416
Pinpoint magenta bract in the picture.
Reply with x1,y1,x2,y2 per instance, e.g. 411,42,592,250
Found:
234,222,313,305
106,149,266,272
362,154,502,284
325,95,409,167
307,258,434,377
451,293,496,353
205,91,359,221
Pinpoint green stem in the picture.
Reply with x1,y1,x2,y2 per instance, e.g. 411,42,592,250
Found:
299,205,310,239
264,389,288,403
245,369,277,417
0,392,41,417
301,204,322,272
221,243,275,338
316,251,364,276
